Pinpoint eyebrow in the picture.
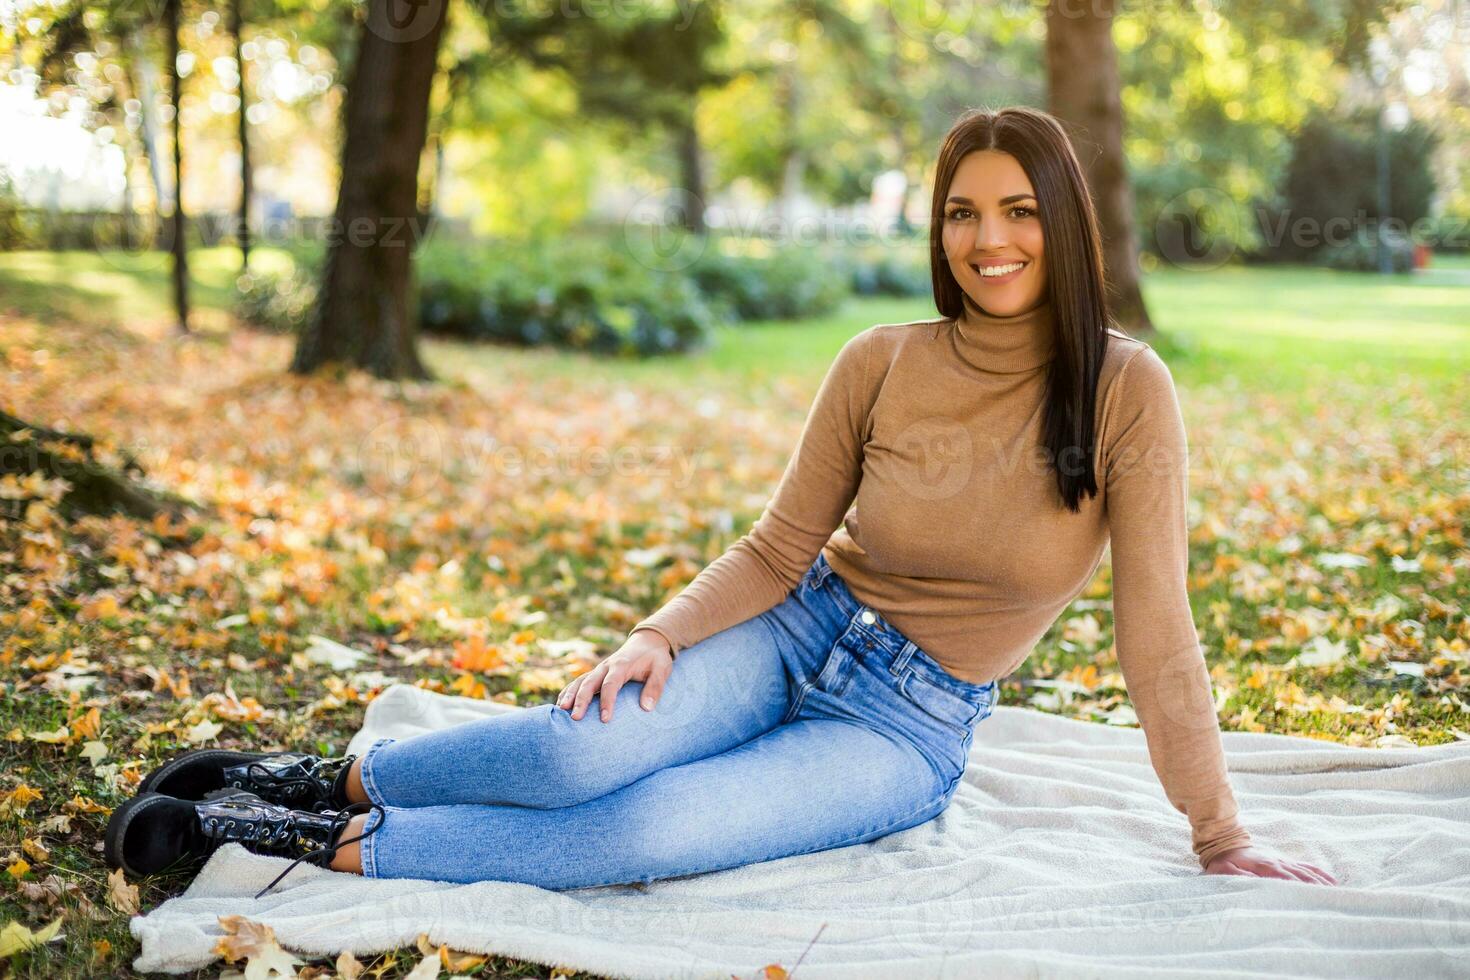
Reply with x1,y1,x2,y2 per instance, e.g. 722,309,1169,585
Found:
946,194,1036,205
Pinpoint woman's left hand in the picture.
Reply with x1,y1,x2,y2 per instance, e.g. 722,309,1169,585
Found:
1204,846,1338,885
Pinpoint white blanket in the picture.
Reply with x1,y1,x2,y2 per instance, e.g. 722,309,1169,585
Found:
131,682,1470,977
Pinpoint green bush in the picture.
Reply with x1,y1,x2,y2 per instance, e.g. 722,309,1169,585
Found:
1252,108,1439,265
684,245,847,321
414,237,719,356
1314,226,1416,274
235,269,316,334
0,172,23,250
1419,213,1470,254
233,233,899,356
847,253,930,297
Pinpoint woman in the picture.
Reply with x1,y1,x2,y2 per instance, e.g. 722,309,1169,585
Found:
106,106,1337,897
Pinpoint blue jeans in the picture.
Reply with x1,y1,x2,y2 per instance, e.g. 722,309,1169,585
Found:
355,551,999,889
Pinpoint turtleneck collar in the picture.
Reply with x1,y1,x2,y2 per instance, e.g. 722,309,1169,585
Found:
949,294,1057,374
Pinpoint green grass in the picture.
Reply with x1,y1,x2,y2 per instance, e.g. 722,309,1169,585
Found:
0,247,294,329
425,256,1469,398
1140,260,1468,385
2,247,1463,392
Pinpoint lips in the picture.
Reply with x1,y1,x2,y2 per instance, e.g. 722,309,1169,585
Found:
971,261,1027,278
969,260,1028,285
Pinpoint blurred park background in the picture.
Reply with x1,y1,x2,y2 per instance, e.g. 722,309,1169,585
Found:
1,0,1468,976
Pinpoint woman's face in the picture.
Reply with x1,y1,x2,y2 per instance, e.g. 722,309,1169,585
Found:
940,149,1046,315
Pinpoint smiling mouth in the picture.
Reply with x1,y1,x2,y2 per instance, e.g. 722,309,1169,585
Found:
971,261,1028,278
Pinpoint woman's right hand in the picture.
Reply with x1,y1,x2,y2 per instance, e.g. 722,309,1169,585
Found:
555,630,674,723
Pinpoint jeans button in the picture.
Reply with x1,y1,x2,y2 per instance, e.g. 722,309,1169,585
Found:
860,610,876,625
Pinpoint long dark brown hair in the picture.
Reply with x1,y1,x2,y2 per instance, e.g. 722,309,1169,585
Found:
929,106,1113,513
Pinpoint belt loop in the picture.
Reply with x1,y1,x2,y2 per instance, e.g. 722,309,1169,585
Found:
813,555,835,589
890,639,918,675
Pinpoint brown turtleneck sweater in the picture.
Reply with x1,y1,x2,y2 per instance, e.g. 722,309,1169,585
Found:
628,299,1253,869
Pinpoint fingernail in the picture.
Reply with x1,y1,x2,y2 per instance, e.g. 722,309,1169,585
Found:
642,698,652,709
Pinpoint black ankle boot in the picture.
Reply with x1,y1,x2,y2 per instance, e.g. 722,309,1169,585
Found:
136,749,358,811
104,789,383,898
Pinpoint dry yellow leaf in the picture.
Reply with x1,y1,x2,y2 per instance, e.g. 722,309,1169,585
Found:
415,933,485,975
37,814,70,834
183,719,224,744
64,794,112,815
336,949,365,979
214,914,304,978
79,595,120,621
80,740,108,767
439,945,487,973
107,867,139,915
0,915,63,958
72,706,102,739
0,784,42,818
448,673,486,699
27,725,71,744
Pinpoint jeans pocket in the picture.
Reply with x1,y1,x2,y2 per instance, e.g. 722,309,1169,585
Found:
897,668,977,738
812,638,857,697
781,638,854,724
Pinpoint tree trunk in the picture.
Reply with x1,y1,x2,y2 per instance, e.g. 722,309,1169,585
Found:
777,43,805,230
0,412,201,520
290,0,449,380
164,0,191,334
231,0,252,270
673,114,708,236
885,6,915,235
1044,0,1154,335
125,33,168,224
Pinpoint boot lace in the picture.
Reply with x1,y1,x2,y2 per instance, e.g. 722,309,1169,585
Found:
240,754,354,807
253,800,384,900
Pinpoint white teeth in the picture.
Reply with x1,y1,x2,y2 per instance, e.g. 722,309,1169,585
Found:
975,262,1024,277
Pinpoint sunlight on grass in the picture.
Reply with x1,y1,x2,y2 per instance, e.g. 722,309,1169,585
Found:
1,247,1463,392
429,259,1467,397
1142,263,1468,384
0,247,295,331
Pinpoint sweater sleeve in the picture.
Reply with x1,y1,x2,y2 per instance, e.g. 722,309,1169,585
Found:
628,328,876,657
1104,347,1252,870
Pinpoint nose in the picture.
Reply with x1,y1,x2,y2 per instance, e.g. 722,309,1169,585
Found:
976,214,1011,252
